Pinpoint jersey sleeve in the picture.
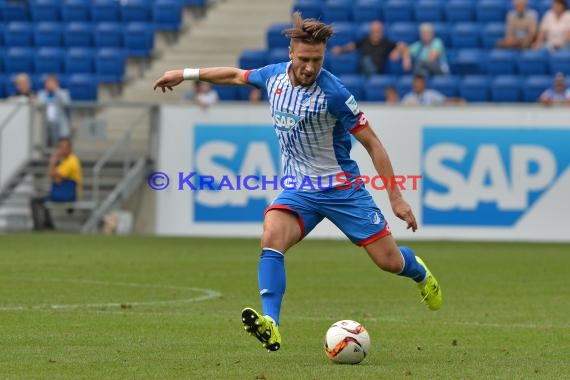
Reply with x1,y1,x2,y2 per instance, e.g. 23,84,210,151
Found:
244,64,281,91
327,80,369,134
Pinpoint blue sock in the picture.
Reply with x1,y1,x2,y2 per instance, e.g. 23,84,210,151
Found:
258,248,286,325
398,246,427,283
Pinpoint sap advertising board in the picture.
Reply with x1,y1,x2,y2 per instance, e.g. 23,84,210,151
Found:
157,106,570,241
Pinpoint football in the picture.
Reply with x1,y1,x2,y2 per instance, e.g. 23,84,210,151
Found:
324,320,371,364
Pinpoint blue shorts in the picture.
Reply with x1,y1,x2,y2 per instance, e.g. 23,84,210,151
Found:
265,186,391,246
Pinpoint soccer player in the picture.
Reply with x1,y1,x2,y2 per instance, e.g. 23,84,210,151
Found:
153,12,442,352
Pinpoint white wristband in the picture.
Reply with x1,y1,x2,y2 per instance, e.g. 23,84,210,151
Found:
183,68,200,80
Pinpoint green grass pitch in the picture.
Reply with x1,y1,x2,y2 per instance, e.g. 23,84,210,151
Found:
0,234,568,379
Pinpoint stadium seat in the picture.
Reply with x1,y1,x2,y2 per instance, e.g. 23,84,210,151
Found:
476,1,507,23
91,0,121,22
65,48,96,74
326,51,359,75
182,0,207,6
537,0,551,17
121,0,153,23
432,23,451,47
328,22,357,47
124,23,155,58
451,23,481,49
0,49,4,74
34,47,65,74
451,49,487,75
239,49,269,70
445,0,475,23
491,75,522,102
459,75,490,102
338,74,366,101
0,2,29,22
236,85,267,101
61,0,91,22
64,22,93,47
34,22,63,47
352,0,383,23
322,0,353,23
5,22,33,47
523,75,551,102
29,0,61,22
482,23,506,49
292,0,323,20
213,85,239,101
0,74,6,99
95,48,126,83
429,75,460,97
549,49,570,75
364,75,397,101
388,22,417,45
94,23,124,48
414,0,444,23
385,58,406,75
68,74,98,101
0,24,4,46
4,48,35,73
517,49,549,75
153,0,183,32
266,23,291,49
383,0,413,23
487,49,519,75
396,75,413,97
268,48,290,64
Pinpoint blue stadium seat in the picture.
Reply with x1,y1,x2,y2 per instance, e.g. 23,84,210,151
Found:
153,0,183,31
65,48,96,74
338,74,366,101
68,74,98,101
322,0,353,23
182,0,207,6
326,51,359,75
95,48,126,83
0,74,6,99
328,22,357,47
549,49,570,75
34,22,63,47
213,85,238,101
30,0,61,22
357,22,373,40
121,0,153,23
388,22,417,45
266,23,291,49
451,23,481,49
476,1,507,23
5,22,33,47
491,75,522,102
64,22,93,47
459,75,490,102
451,49,487,75
385,58,406,75
236,85,267,101
4,48,35,73
517,49,549,75
268,48,290,64
292,0,323,20
124,23,155,57
523,75,551,102
414,0,444,23
0,2,29,22
445,0,475,23
537,0,551,17
61,0,91,22
482,23,505,49
239,49,268,69
364,75,397,101
94,23,124,48
487,49,519,75
35,47,65,74
432,23,450,46
383,0,413,23
0,25,4,46
428,75,460,97
91,0,121,22
396,75,413,97
0,49,4,74
5,74,19,97
352,0,383,23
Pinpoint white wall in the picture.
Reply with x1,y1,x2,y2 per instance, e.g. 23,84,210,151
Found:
0,103,30,189
156,104,570,242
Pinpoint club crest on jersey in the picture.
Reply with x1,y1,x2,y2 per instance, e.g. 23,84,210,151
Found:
345,95,360,116
273,110,302,131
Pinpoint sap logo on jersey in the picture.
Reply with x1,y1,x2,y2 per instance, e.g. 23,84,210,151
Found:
422,128,570,226
273,110,301,131
193,125,280,222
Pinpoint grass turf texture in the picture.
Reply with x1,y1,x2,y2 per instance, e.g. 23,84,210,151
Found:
0,234,568,379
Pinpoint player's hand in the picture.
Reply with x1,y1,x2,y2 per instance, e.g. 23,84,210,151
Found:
391,197,418,232
153,70,184,93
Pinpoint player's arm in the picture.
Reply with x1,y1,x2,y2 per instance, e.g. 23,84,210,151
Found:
353,125,418,232
153,67,248,93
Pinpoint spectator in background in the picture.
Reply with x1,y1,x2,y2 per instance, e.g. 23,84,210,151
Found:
533,0,570,51
384,86,400,104
405,23,449,77
497,0,538,49
184,81,219,108
538,72,570,105
331,21,410,76
30,138,82,230
401,75,465,106
248,87,263,103
37,75,71,148
9,73,35,104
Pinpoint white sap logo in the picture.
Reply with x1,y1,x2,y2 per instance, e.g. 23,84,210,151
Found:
424,143,556,211
274,111,301,131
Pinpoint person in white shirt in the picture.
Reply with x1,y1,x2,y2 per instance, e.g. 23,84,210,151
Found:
401,75,465,106
37,75,71,148
533,0,570,50
184,81,219,108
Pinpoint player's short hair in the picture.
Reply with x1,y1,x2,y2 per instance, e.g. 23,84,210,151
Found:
282,11,334,45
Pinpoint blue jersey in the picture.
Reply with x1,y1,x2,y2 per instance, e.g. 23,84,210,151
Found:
245,62,369,190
